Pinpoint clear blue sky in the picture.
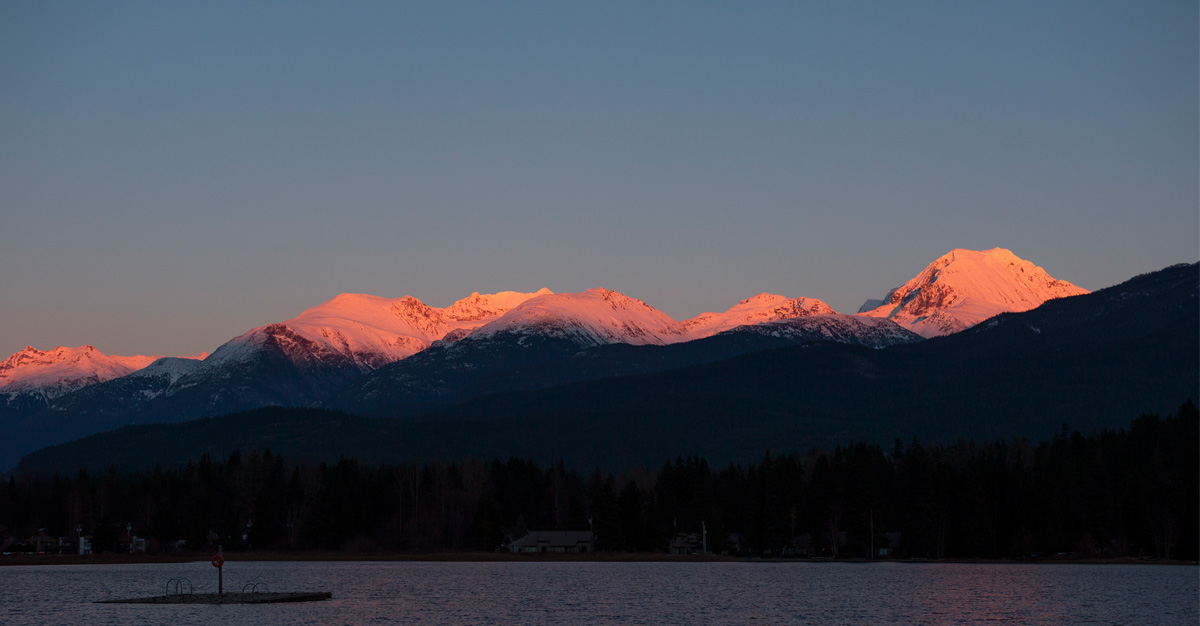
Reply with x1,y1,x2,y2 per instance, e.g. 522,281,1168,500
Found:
2,1,1196,357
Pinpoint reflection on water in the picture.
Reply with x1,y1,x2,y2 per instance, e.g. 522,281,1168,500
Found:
0,560,1195,626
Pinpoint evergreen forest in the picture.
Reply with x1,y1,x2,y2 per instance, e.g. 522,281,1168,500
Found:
2,402,1195,561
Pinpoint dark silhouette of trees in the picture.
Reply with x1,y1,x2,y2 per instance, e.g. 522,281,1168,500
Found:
0,402,1195,560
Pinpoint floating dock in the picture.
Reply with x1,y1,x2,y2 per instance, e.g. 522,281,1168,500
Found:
97,592,332,604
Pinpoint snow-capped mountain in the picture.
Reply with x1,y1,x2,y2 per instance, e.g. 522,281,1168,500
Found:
40,356,206,416
858,248,1089,338
346,288,685,415
733,314,922,349
15,263,1198,475
198,288,554,374
340,292,917,417
681,294,837,338
0,248,1106,469
469,289,851,347
0,345,206,404
443,289,556,321
467,288,688,347
115,287,556,423
134,356,208,386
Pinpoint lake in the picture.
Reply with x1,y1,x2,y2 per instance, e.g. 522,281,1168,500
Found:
0,560,1195,625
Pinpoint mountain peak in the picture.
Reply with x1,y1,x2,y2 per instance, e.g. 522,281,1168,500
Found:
470,288,686,346
858,248,1088,337
682,294,838,338
0,344,194,399
738,293,790,306
444,288,553,321
202,288,557,372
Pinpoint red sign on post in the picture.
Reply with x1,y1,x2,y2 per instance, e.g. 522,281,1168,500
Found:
211,554,224,568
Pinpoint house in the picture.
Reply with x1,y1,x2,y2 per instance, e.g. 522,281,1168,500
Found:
667,533,701,555
724,533,744,555
119,531,147,554
509,531,595,554
878,532,901,557
28,532,56,553
55,536,79,554
814,531,848,558
787,532,814,557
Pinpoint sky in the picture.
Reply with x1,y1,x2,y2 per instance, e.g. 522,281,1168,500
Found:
1,1,1196,358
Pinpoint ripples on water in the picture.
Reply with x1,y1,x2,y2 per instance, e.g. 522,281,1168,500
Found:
0,560,1195,625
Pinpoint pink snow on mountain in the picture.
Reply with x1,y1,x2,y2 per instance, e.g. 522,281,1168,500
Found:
0,345,207,399
208,288,554,370
444,289,555,321
858,248,1089,337
3,247,1090,394
681,294,837,338
469,288,689,346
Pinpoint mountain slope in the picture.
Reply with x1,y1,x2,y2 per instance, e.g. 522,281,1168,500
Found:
102,288,552,416
466,288,688,346
0,289,552,469
0,345,207,428
339,310,921,417
680,294,837,338
340,288,688,415
0,250,1139,471
0,345,203,402
411,261,1197,465
859,248,1088,337
202,288,554,374
20,263,1196,474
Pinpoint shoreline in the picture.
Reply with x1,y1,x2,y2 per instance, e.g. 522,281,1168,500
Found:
1,552,1194,567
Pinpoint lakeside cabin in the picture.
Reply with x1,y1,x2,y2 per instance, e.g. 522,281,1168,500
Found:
509,531,595,554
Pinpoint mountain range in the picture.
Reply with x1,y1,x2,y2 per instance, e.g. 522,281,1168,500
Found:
5,247,1193,472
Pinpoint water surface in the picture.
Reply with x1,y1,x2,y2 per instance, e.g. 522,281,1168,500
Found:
0,560,1194,625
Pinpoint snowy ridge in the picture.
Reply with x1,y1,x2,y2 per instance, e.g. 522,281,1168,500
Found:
0,345,206,402
107,356,209,402
681,294,837,338
733,314,923,349
858,248,1088,338
856,299,886,314
469,288,688,347
128,356,206,385
466,290,846,349
444,289,554,321
3,248,1089,405
200,288,554,372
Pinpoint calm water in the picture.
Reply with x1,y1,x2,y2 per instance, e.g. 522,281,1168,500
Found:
0,560,1195,625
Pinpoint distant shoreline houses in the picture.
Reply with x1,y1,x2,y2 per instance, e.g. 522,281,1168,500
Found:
508,531,595,554
5,532,93,555
2,530,154,556
506,528,902,558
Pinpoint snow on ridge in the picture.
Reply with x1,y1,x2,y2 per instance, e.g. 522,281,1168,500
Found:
128,356,206,384
0,345,202,398
5,248,1088,393
857,298,886,314
857,248,1088,338
467,289,870,348
681,293,837,339
444,288,554,321
285,288,553,364
197,288,556,372
749,313,923,348
469,288,688,346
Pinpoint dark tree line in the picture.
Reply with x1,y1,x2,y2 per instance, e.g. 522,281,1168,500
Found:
2,401,1195,560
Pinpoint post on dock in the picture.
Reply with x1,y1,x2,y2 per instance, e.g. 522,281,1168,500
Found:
212,547,225,594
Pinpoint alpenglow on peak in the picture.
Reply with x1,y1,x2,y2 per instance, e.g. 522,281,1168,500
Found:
857,248,1088,337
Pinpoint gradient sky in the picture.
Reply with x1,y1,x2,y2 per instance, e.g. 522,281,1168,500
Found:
2,1,1196,358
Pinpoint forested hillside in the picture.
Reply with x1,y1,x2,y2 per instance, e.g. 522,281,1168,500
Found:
4,402,1195,560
